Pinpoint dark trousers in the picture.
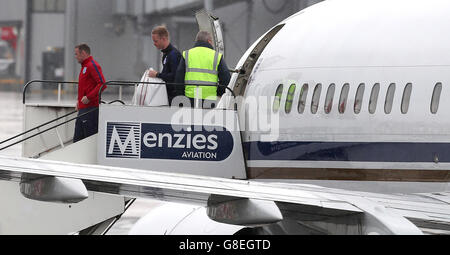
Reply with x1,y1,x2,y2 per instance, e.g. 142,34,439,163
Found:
188,97,217,109
73,107,99,143
168,95,175,106
170,96,217,108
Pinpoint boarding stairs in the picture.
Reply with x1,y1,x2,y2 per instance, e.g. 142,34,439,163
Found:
0,80,128,160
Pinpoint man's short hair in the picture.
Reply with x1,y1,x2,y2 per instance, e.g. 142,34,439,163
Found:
152,26,169,39
75,43,91,55
196,31,213,43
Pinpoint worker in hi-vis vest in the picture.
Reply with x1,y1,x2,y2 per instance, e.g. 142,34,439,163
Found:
174,31,231,108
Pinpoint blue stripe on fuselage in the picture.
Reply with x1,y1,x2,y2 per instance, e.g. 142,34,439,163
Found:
243,141,449,163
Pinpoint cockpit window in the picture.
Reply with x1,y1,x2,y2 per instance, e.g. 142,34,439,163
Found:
385,83,396,114
311,84,322,114
273,84,283,113
285,83,296,114
431,82,442,114
369,83,380,114
354,83,365,114
338,83,349,114
401,83,412,114
324,83,335,114
297,84,308,114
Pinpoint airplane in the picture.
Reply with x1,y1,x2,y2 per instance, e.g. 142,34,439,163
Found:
0,0,450,235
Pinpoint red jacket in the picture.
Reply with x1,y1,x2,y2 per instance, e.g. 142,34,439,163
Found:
78,56,106,109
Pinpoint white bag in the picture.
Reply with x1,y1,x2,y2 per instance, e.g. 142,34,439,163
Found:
132,68,169,106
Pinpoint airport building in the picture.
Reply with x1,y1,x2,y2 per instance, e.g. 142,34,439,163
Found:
0,0,322,90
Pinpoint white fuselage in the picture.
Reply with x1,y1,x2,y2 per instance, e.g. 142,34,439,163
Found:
229,0,450,181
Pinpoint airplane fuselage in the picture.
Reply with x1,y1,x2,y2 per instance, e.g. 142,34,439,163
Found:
232,0,450,182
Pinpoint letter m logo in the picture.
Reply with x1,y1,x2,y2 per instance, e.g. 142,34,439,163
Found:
106,122,141,158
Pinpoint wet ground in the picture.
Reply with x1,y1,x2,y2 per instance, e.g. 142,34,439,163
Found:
0,91,23,156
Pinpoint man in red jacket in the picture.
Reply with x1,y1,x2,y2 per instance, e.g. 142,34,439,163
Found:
73,43,106,142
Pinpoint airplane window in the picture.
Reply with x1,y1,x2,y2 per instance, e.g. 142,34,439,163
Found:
401,83,412,114
369,83,380,114
354,83,365,114
431,82,442,114
338,83,349,114
385,83,396,114
297,84,308,114
311,84,322,114
285,84,296,114
273,84,283,113
324,83,335,114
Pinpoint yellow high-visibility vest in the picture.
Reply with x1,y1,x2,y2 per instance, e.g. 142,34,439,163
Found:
183,47,222,100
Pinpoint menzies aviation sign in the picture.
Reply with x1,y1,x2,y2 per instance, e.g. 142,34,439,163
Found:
99,105,247,179
106,122,234,161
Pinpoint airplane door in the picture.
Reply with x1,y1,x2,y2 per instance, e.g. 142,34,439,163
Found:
195,9,225,55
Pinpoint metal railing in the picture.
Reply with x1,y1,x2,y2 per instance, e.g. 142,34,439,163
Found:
98,80,236,108
6,79,236,154
23,80,78,104
0,110,77,148
8,80,114,154
0,107,99,152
